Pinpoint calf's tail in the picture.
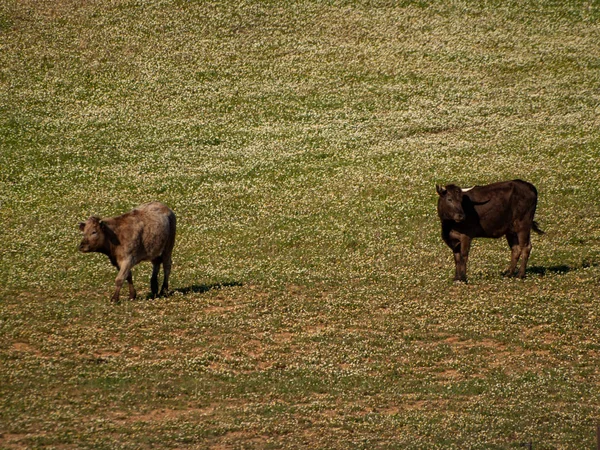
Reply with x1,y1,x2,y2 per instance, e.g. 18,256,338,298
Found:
532,221,544,235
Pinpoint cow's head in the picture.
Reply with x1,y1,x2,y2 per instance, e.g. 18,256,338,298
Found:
78,216,106,252
436,184,466,222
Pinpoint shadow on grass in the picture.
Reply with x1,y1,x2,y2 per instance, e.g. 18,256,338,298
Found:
172,281,243,296
527,265,572,276
527,260,598,276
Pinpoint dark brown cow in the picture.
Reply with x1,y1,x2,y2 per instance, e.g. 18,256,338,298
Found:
436,179,543,282
79,202,176,302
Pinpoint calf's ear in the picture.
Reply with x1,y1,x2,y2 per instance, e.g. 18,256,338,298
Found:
436,184,447,196
79,222,86,231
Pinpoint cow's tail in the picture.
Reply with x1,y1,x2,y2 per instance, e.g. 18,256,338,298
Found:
532,221,544,235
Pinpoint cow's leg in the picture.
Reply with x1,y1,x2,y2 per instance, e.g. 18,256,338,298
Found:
458,236,471,282
452,234,471,282
113,259,134,302
150,258,161,298
516,231,532,278
504,233,521,277
453,251,463,281
159,254,172,297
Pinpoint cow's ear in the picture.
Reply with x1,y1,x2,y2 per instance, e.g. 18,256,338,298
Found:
436,184,447,196
79,222,86,231
99,220,107,231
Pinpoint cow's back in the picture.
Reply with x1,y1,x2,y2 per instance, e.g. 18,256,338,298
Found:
476,179,538,218
465,180,538,237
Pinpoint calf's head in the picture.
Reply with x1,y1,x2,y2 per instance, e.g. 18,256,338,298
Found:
78,217,106,252
436,184,466,222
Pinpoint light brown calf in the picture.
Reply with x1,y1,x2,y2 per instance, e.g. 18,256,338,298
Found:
79,202,176,302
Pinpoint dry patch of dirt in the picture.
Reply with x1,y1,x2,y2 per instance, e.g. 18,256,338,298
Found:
112,404,219,424
11,342,42,356
0,433,29,449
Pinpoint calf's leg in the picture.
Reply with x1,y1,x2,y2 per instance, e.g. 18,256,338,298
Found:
127,273,136,300
159,224,175,297
150,258,161,297
159,255,172,297
113,259,134,302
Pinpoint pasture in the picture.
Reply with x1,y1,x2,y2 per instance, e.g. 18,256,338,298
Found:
1,0,599,448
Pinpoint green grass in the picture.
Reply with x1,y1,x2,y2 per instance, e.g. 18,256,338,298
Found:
1,0,600,448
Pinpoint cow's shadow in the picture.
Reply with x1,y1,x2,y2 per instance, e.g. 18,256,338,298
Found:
172,281,243,296
527,260,598,276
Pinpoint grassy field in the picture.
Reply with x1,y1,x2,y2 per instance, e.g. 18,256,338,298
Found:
1,0,600,448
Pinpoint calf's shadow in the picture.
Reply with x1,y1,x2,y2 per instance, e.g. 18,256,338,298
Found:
172,281,243,296
140,281,243,300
